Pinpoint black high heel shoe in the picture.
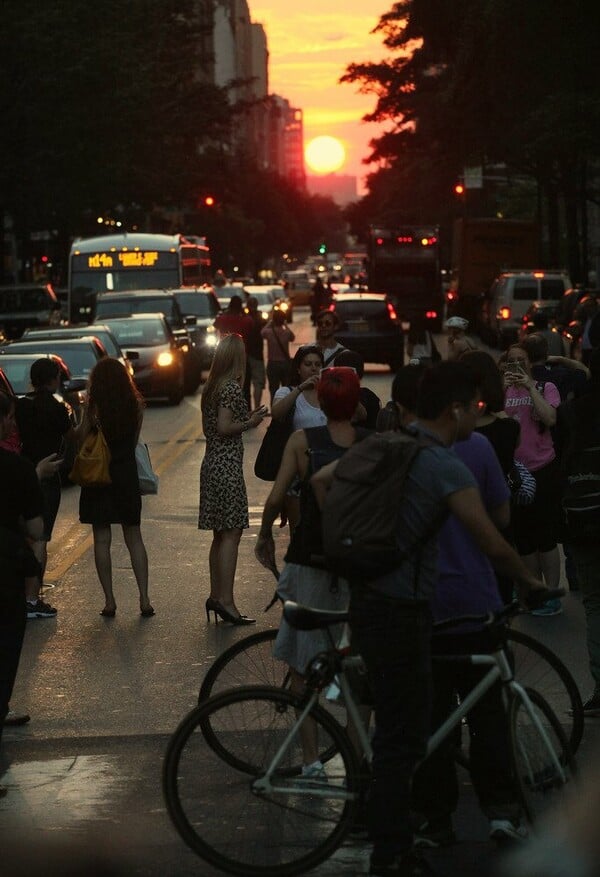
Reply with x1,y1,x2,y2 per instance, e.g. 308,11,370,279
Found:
205,598,255,625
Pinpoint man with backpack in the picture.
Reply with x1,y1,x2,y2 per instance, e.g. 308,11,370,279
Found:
316,362,551,877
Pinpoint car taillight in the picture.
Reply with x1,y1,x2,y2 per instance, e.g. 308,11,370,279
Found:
446,290,458,303
387,301,398,320
425,310,437,320
498,307,511,320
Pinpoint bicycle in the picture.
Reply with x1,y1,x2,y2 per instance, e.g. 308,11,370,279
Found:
164,599,576,877
198,612,584,756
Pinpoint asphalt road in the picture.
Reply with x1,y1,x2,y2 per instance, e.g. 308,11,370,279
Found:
2,308,598,876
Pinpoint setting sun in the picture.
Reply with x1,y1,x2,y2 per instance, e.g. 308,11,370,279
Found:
305,136,346,175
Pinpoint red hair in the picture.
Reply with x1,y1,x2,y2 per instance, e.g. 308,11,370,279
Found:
318,367,360,421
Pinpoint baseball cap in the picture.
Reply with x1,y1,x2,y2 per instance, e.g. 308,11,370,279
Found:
445,316,469,331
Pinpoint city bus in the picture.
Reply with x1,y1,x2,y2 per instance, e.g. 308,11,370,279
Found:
68,232,211,323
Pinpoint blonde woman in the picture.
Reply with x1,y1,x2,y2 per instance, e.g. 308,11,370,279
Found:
199,334,268,624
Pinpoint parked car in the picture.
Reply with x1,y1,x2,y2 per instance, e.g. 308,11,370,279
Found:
0,353,87,477
216,284,249,310
0,283,62,339
94,289,200,391
21,324,133,374
480,270,571,348
170,287,220,370
243,285,292,322
97,314,185,405
2,336,107,381
329,292,404,371
281,269,312,306
518,300,561,341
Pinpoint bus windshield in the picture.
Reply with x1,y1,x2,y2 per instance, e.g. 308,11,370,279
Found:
68,234,210,323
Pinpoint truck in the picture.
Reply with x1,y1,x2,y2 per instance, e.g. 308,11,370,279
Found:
448,217,539,327
366,225,444,331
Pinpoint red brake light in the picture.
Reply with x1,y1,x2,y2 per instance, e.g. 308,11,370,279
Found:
397,235,413,244
425,310,437,320
387,301,398,320
376,237,384,245
498,307,511,320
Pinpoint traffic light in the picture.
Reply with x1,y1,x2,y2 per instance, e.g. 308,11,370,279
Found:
204,195,215,207
318,243,327,255
454,182,465,196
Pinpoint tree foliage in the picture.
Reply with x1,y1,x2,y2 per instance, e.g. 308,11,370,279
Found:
343,0,600,276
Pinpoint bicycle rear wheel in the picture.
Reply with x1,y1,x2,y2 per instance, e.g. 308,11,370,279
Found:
508,687,576,825
506,628,584,755
163,686,360,877
199,629,282,703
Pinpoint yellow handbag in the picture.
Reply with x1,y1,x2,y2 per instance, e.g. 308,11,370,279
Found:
69,428,112,486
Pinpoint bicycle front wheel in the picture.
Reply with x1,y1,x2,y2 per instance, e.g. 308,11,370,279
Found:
506,628,584,755
163,686,360,877
199,629,282,703
509,687,576,825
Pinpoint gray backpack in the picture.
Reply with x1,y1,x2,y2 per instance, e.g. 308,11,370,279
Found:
322,427,441,582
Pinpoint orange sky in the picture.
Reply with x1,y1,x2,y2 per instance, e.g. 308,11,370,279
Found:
252,0,390,194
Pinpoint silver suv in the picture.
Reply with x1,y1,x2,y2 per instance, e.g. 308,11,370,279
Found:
481,270,571,348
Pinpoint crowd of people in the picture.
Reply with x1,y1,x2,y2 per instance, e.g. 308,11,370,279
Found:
2,306,600,877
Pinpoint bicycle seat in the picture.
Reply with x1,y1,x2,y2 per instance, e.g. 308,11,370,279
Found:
283,601,349,631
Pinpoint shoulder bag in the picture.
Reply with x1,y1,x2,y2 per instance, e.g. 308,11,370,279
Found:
135,441,159,495
69,427,111,487
254,392,296,481
507,459,536,506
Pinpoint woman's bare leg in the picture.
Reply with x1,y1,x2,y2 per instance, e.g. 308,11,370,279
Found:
122,524,150,610
212,528,242,611
290,668,319,765
93,524,115,610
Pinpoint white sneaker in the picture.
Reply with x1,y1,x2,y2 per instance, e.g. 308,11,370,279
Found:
489,818,528,842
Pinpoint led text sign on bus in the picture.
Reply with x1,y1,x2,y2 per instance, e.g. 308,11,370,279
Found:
86,251,161,269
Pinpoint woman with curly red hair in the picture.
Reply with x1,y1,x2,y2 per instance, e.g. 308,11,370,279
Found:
78,357,153,618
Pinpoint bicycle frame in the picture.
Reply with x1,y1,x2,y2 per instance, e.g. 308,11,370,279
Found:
253,644,566,801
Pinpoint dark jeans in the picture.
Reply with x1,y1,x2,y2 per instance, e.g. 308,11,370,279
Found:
349,590,432,863
412,631,520,825
266,361,291,399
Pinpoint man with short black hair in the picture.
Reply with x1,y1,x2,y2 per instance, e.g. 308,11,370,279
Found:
344,362,549,876
15,358,73,618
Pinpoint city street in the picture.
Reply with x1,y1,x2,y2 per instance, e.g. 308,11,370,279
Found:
2,309,598,876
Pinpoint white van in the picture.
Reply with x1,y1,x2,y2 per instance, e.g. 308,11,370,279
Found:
281,270,312,306
486,270,571,347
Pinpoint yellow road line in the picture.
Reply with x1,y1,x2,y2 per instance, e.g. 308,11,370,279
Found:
46,418,202,582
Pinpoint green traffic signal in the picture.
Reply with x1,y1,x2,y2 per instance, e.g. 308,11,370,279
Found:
318,243,327,255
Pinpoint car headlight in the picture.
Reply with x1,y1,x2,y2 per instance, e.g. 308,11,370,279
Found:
279,301,289,312
157,351,174,367
205,332,218,348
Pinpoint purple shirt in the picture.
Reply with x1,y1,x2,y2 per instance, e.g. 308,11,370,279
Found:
432,432,509,625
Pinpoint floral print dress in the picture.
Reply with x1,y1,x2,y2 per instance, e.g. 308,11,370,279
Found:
198,379,249,531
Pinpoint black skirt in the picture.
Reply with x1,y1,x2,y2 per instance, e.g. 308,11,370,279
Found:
79,437,141,526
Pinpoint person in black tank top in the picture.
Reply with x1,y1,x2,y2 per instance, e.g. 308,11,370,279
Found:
255,368,370,775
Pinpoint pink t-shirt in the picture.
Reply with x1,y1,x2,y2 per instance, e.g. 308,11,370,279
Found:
504,382,560,471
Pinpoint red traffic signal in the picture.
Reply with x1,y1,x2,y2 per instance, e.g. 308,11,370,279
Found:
204,195,215,207
454,182,465,196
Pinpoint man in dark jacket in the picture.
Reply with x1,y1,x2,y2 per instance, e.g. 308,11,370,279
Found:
15,358,73,619
0,391,44,795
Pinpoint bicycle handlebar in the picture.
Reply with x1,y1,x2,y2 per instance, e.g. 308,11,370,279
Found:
432,589,565,634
